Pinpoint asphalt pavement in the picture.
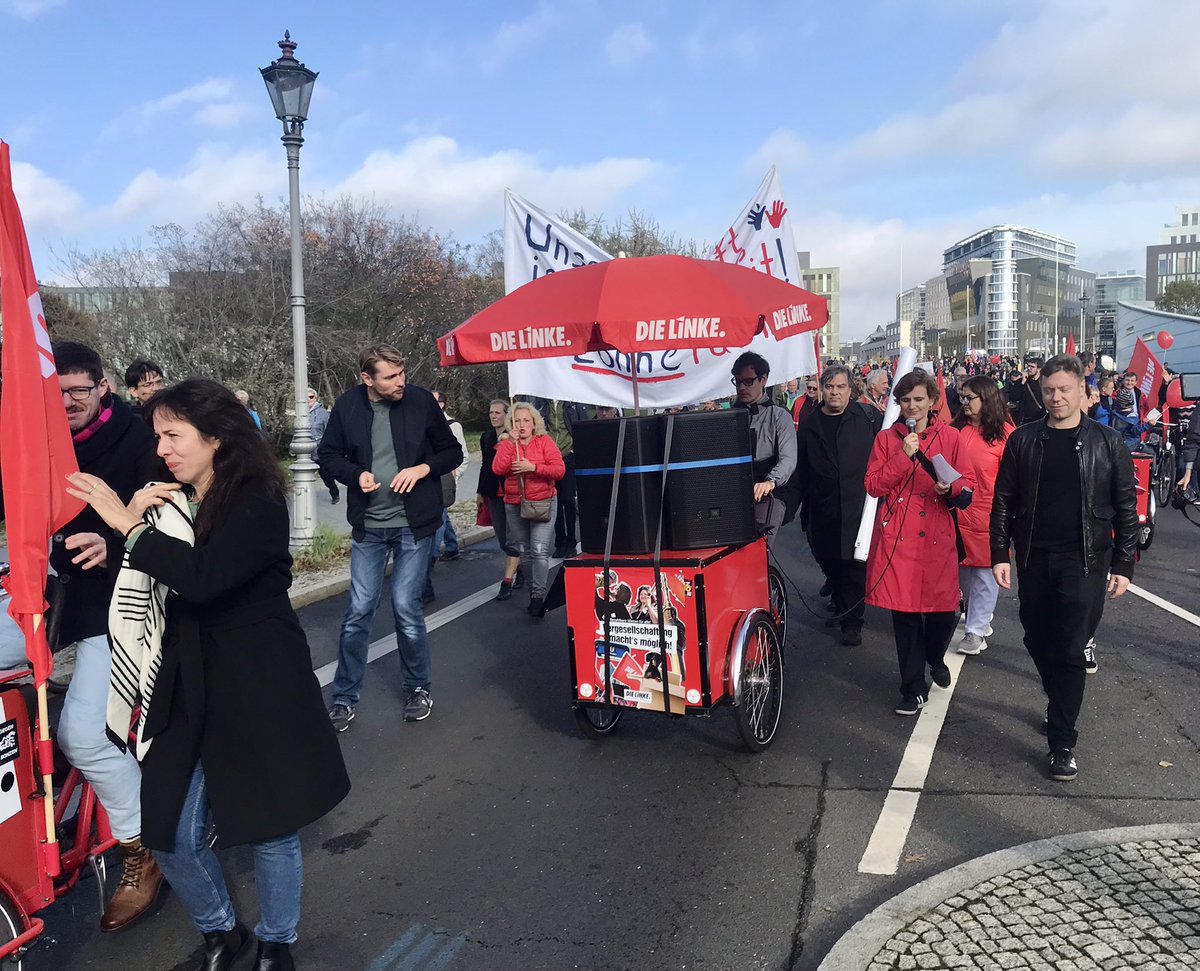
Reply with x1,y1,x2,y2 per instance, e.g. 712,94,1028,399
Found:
27,495,1200,971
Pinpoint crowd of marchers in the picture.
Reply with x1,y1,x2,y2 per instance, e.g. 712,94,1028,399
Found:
2,338,1198,971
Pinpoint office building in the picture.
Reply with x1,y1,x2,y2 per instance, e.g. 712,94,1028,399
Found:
1146,206,1200,302
798,252,840,360
897,284,926,357
1094,272,1147,360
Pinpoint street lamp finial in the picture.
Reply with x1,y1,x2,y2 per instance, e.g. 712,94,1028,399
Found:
279,31,297,60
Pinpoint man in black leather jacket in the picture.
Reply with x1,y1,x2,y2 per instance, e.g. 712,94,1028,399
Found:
990,353,1137,783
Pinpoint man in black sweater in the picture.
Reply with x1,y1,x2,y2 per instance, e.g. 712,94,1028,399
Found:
991,354,1138,783
318,345,462,731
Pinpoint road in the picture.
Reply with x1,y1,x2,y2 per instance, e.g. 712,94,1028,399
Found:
30,502,1200,970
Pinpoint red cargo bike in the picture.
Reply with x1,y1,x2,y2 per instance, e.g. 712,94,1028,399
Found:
0,571,118,969
438,254,824,752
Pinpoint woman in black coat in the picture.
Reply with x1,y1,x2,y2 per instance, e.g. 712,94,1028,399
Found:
68,379,349,971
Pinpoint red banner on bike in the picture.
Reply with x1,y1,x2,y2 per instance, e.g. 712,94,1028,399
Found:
0,141,84,684
1126,338,1165,420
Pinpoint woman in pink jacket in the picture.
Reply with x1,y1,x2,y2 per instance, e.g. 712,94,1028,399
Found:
865,369,974,715
492,402,565,618
951,376,1014,657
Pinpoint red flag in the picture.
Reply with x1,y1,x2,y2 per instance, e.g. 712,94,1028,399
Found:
0,141,84,684
1126,338,1165,420
1065,332,1076,356
934,367,948,421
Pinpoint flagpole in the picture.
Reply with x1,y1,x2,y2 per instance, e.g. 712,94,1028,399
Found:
33,615,61,872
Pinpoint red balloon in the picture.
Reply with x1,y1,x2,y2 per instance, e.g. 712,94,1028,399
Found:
1166,380,1194,409
1157,330,1174,350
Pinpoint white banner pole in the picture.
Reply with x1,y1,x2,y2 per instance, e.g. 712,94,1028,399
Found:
853,346,918,562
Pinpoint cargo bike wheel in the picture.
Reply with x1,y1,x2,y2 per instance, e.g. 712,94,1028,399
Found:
0,889,25,971
574,704,624,739
767,564,788,646
729,609,784,752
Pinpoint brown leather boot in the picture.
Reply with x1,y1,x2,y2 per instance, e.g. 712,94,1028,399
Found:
100,837,166,932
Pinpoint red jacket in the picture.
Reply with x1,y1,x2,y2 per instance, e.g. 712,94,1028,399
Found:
864,419,974,614
493,434,565,504
955,422,1010,568
791,394,818,430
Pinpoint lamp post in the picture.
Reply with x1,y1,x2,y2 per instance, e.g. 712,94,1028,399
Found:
1080,293,1090,354
261,31,319,551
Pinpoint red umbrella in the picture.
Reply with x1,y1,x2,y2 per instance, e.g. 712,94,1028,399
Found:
438,254,827,366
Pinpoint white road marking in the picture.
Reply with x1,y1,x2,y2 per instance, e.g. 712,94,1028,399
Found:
314,583,499,688
858,648,966,876
1128,583,1200,628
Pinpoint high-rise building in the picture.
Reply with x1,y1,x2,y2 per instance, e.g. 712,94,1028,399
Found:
1146,207,1200,301
798,252,840,361
942,225,1078,356
1094,272,1147,359
897,284,926,356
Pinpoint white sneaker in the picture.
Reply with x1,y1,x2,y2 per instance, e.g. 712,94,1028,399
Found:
984,621,994,637
958,632,988,655
1083,638,1098,674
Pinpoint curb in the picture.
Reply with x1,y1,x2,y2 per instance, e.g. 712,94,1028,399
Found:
287,526,496,610
816,821,1200,970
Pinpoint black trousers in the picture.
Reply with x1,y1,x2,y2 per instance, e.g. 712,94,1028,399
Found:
816,552,866,632
891,611,957,699
1017,547,1110,751
555,453,577,550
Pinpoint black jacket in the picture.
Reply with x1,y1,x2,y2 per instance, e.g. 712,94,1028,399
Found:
794,402,882,561
990,415,1138,578
1019,378,1045,424
317,384,462,542
477,427,505,501
2,395,166,646
131,492,349,850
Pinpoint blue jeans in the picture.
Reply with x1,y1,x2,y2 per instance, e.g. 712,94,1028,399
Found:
434,509,459,556
152,763,302,944
333,527,432,706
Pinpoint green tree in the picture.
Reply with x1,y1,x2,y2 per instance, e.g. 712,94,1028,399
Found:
1155,279,1200,316
39,288,104,347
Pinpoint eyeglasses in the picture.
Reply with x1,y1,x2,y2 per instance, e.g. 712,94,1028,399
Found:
307,394,317,400
959,394,980,404
731,376,761,388
136,377,164,391
61,385,98,401
806,386,819,392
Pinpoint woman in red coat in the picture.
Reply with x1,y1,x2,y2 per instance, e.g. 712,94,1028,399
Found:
492,402,566,618
951,376,1014,657
865,369,974,715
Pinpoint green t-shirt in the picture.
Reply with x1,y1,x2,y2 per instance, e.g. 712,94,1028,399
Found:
363,400,409,528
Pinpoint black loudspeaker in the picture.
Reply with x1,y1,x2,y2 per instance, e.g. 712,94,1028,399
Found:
664,410,756,550
574,415,665,554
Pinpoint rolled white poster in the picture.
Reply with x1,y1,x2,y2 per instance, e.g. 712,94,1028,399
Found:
853,346,918,562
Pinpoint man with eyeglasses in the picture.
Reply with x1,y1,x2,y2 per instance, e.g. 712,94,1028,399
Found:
0,342,168,931
730,351,797,546
123,358,165,422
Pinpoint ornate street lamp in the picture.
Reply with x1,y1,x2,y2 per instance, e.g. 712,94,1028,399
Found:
1080,293,1090,354
261,31,319,550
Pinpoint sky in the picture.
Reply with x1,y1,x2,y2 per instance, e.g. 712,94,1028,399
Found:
2,0,1199,340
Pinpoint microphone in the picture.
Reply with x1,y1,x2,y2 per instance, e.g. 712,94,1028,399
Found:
906,418,917,433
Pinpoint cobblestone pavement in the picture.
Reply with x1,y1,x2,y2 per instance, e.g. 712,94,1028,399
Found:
868,838,1200,970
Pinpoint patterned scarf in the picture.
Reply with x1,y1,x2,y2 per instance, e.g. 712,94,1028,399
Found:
71,400,114,445
106,489,195,760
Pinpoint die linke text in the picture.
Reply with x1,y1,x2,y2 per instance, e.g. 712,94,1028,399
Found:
490,326,570,352
634,317,725,342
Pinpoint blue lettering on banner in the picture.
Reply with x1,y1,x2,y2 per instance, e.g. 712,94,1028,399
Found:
525,215,600,281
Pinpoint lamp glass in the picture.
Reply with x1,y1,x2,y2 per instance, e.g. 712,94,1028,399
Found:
261,62,317,122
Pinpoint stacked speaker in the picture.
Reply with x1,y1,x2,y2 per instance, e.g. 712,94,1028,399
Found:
572,410,756,553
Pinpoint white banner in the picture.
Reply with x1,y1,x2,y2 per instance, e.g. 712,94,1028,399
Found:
504,170,821,408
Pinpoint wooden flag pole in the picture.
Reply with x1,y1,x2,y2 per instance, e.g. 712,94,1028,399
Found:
32,614,59,857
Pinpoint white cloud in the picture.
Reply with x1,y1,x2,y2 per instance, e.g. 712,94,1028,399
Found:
605,23,653,66
105,147,278,223
841,0,1200,180
479,4,563,72
332,135,659,229
101,79,257,139
10,161,82,229
0,0,64,18
747,130,809,172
